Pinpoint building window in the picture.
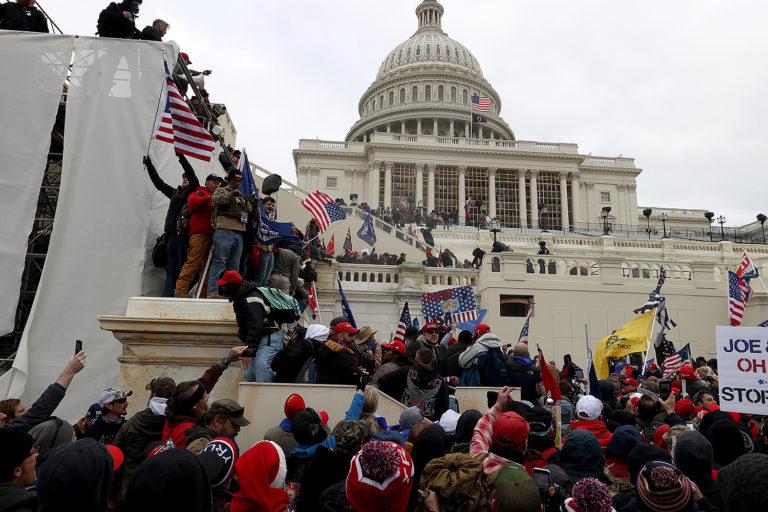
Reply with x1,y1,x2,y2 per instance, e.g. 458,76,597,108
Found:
400,88,405,103
500,295,533,317
434,165,458,218
425,85,431,101
391,163,416,208
327,177,337,188
438,85,444,101
465,167,489,226
436,45,441,55
416,46,421,56
380,95,384,109
496,169,521,228
398,51,402,62
412,86,418,101
600,192,611,202
537,171,569,231
426,44,431,55
407,48,411,58
463,89,468,104
389,91,394,106
446,47,451,56
450,87,456,102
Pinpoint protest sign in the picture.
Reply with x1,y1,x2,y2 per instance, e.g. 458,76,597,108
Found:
715,326,768,415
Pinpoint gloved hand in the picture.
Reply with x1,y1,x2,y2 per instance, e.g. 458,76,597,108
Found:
143,155,152,167
355,370,370,392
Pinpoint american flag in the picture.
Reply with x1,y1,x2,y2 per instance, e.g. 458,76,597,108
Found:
728,270,746,326
393,302,412,343
471,95,491,112
399,199,409,211
736,251,758,302
153,62,215,161
420,285,478,323
308,282,319,316
301,191,346,232
662,344,690,378
518,309,531,344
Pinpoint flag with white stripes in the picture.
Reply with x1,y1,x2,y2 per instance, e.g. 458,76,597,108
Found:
301,191,346,232
728,270,746,326
662,344,690,378
153,61,215,161
656,298,677,330
471,95,491,112
393,302,412,343
633,266,668,314
737,250,759,279
518,309,531,344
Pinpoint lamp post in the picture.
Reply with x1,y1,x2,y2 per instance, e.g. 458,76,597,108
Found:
538,202,548,232
660,212,668,238
643,208,652,239
718,215,726,240
757,213,767,244
601,206,611,235
479,203,487,230
704,211,714,242
349,193,358,206
490,217,501,244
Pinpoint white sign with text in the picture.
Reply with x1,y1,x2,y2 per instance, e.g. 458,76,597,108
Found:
715,326,768,415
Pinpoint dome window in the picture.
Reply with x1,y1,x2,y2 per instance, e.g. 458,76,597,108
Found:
389,91,394,106
398,51,402,62
446,47,451,56
463,52,468,63
389,54,395,66
451,87,456,102
438,85,444,101
426,45,431,55
463,89,468,104
380,95,384,109
436,45,441,55
412,86,418,101
425,85,431,101
400,88,406,103
416,47,421,56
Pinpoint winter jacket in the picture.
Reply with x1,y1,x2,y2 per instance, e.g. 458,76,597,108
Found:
524,434,560,474
112,406,167,488
9,383,66,432
271,338,319,383
0,2,48,32
83,417,125,445
441,339,470,378
96,2,140,39
404,336,447,376
470,402,523,476
506,355,542,404
263,418,298,456
212,186,251,231
0,483,36,512
146,155,199,235
162,363,224,447
271,248,300,295
458,333,503,368
187,186,215,236
371,359,408,384
315,338,361,385
140,24,162,41
296,446,354,512
377,364,449,421
569,420,613,452
559,429,608,483
230,281,275,350
673,431,724,510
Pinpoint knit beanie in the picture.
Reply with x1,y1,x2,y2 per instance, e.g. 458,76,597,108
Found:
718,453,768,512
457,330,473,345
0,426,34,478
636,461,692,512
569,477,614,512
291,407,327,446
346,441,414,512
28,417,75,464
455,409,483,444
399,406,424,430
556,400,574,424
626,444,672,485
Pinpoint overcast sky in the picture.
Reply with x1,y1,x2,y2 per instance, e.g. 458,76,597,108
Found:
45,0,767,226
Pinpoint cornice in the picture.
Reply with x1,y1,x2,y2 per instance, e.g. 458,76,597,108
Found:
363,142,586,163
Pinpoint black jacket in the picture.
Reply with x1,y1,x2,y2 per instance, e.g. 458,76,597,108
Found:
297,447,353,512
0,483,37,512
231,281,271,349
112,407,167,488
506,356,541,403
377,364,449,421
140,24,162,41
146,155,199,235
271,338,319,383
10,383,66,432
0,2,48,32
84,417,125,445
97,2,140,39
316,339,361,385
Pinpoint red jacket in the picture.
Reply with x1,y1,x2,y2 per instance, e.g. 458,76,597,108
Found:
569,420,613,452
162,363,223,447
187,186,214,236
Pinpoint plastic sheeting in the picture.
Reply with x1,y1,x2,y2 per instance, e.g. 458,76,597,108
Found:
0,33,73,335
0,35,217,421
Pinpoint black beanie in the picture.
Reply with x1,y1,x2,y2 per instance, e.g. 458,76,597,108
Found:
291,408,327,446
458,330,473,345
0,426,34,480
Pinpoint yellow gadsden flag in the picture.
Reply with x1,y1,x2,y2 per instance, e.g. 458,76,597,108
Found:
593,311,655,379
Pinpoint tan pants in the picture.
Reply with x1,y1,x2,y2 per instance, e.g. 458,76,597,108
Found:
175,233,212,296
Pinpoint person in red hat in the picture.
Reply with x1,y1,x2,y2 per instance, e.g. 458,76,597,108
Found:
372,340,409,384
315,322,368,386
677,365,709,400
263,394,306,456
404,322,446,375
216,270,286,383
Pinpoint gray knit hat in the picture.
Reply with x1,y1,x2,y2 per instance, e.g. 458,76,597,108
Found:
28,417,75,464
399,406,424,430
718,453,768,512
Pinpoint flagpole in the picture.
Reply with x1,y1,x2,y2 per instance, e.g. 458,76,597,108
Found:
196,248,214,299
146,50,169,160
585,323,592,395
642,308,658,371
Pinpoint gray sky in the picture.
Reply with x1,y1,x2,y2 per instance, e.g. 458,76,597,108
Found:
45,0,768,226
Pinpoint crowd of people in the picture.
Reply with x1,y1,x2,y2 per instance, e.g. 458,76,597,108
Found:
2,317,767,512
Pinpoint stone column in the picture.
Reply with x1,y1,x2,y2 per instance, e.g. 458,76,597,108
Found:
297,166,309,190
417,119,422,135
427,163,436,212
518,169,527,228
415,163,424,207
529,169,539,228
616,184,628,226
449,119,455,137
386,123,391,133
559,170,570,231
583,181,594,225
478,126,483,139
465,121,469,137
310,167,320,191
627,184,639,227
400,120,406,134
488,167,497,219
345,169,355,200
369,160,380,208
384,161,393,208
433,118,438,136
570,171,581,226
458,165,466,226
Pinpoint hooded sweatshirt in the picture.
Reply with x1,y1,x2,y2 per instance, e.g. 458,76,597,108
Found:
36,438,114,512
604,425,643,492
674,431,724,511
458,332,503,368
228,441,289,512
113,403,168,488
558,429,607,483
569,419,613,452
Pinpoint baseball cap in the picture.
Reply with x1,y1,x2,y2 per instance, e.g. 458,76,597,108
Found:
98,387,132,408
199,437,239,487
620,377,638,388
474,324,491,337
333,322,359,336
206,173,222,182
491,412,530,448
284,393,306,420
679,365,696,381
423,322,439,332
105,445,124,470
216,270,243,286
180,52,191,63
575,395,603,421
382,340,406,355
209,399,250,427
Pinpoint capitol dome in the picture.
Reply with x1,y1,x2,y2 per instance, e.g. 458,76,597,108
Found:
346,1,514,142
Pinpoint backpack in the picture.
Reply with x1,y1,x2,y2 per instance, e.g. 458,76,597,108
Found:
151,233,167,268
477,348,509,387
176,203,190,236
256,287,301,324
401,369,441,420
416,453,488,512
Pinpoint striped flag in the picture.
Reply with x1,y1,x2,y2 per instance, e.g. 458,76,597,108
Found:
518,308,531,344
737,250,759,279
728,270,746,326
451,309,479,323
301,191,346,232
662,344,691,378
308,282,319,316
153,62,215,161
656,298,677,330
471,95,491,112
393,302,412,343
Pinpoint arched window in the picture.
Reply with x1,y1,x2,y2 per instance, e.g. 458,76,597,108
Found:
372,99,375,110
412,86,418,101
425,85,431,101
450,87,456,102
406,48,411,58
446,47,451,57
398,51,402,62
462,89,468,104
426,44,431,55
400,88,406,103
436,45,441,55
380,95,384,109
438,85,444,100
416,46,421,56
389,91,394,106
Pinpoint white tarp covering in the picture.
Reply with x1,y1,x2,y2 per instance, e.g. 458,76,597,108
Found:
0,35,216,421
0,33,72,335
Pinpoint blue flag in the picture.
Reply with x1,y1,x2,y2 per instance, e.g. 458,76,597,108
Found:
412,317,420,331
238,150,258,198
457,308,487,333
337,278,357,328
357,213,377,246
643,358,655,373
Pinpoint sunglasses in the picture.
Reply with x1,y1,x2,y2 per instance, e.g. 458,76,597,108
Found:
425,329,439,334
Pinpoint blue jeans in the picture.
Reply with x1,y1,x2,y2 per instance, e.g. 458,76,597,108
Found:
253,249,274,287
242,330,284,382
207,228,243,296
164,233,187,297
